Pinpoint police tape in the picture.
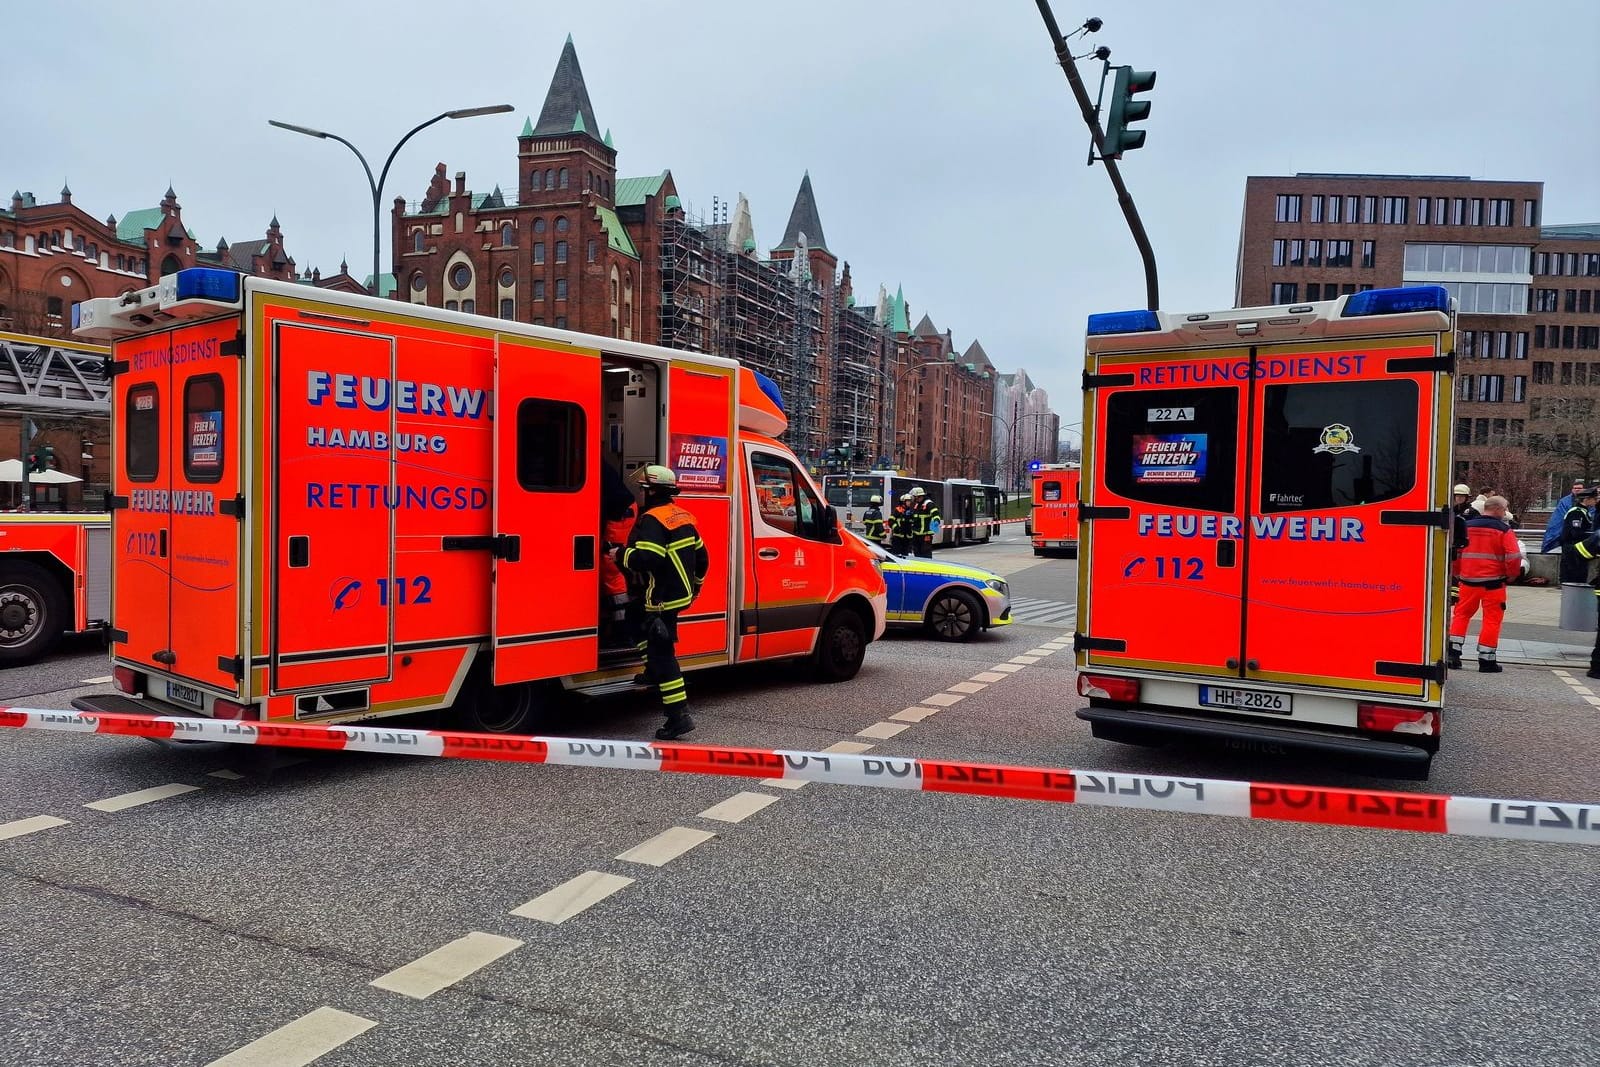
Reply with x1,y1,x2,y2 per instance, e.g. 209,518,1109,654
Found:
939,518,1031,532
3,706,1595,847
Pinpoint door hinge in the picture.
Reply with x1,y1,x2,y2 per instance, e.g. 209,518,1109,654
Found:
107,494,129,511
219,333,244,358
218,495,246,518
1376,659,1448,684
107,358,129,378
1387,351,1454,374
218,655,244,680
443,534,521,561
1080,505,1131,521
109,628,128,644
1379,507,1450,528
1073,633,1127,652
1083,370,1136,390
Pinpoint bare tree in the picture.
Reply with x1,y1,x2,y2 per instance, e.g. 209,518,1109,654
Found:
1470,435,1546,520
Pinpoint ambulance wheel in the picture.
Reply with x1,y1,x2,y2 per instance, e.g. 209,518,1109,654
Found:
925,588,983,642
457,679,555,735
813,607,868,682
0,560,68,666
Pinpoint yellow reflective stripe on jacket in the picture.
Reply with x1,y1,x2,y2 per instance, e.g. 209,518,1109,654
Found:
1578,541,1596,559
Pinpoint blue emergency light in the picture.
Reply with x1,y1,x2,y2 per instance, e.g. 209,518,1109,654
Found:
1341,285,1450,317
751,367,786,413
172,267,243,304
1086,309,1161,336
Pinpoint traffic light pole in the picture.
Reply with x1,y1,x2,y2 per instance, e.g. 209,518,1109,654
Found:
1034,1,1160,310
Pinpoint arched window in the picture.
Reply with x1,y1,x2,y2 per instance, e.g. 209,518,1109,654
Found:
544,168,555,189
555,216,569,233
533,218,546,235
501,224,513,246
610,269,619,304
160,254,182,277
559,168,569,189
412,229,424,253
450,263,472,290
530,170,542,192
499,267,515,288
411,272,427,293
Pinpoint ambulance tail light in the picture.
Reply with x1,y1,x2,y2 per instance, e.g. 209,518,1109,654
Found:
1077,673,1141,702
211,697,259,722
112,666,144,697
1086,309,1161,336
1357,703,1439,737
1341,285,1450,317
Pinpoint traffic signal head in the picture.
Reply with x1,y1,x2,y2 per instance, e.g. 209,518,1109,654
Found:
1104,66,1156,158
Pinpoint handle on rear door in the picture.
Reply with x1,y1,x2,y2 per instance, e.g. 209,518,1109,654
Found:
758,548,780,560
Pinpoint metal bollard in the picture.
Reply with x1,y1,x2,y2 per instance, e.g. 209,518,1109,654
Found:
1558,582,1597,632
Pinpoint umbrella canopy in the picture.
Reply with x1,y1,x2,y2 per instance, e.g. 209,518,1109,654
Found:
0,458,83,484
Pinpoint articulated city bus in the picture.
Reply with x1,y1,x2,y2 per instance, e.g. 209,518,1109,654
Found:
823,473,1003,546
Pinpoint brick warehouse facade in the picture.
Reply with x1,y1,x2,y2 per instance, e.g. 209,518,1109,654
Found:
1237,173,1600,507
390,37,1013,479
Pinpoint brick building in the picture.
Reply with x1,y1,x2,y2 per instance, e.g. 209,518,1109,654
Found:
1237,173,1600,505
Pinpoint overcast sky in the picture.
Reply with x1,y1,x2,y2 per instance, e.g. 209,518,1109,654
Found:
7,0,1598,424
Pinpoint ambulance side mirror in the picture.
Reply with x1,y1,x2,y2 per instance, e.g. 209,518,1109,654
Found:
816,504,839,542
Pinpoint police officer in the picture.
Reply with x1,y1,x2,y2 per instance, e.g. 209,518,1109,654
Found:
1448,496,1525,672
890,493,914,555
909,485,940,558
1560,485,1598,584
617,465,709,740
861,494,887,546
1567,508,1600,680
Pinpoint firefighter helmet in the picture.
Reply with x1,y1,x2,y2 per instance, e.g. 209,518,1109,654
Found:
869,494,883,505
629,464,679,493
909,486,926,498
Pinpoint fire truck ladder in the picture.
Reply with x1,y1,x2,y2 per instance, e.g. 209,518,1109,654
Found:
0,331,112,417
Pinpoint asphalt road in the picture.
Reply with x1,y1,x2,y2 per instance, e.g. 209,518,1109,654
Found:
2,531,1596,1066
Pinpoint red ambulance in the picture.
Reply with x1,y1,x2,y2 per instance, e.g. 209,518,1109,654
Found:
1029,464,1080,556
69,269,886,732
0,514,110,663
1074,286,1455,778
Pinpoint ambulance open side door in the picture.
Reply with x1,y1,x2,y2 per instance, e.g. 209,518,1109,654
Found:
492,335,601,684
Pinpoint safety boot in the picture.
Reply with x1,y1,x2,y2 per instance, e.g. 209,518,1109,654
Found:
1478,658,1502,674
655,712,696,741
1446,641,1463,669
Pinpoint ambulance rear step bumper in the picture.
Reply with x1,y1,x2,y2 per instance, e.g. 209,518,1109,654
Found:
72,693,223,748
1077,704,1434,780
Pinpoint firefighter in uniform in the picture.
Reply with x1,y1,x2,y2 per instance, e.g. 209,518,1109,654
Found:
1566,506,1600,679
599,462,637,648
617,465,709,739
861,494,887,546
890,494,914,555
910,485,940,558
1449,483,1478,606
1559,485,1598,584
1448,496,1525,673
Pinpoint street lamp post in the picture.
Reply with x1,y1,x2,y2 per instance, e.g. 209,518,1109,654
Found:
985,409,1056,491
269,105,513,296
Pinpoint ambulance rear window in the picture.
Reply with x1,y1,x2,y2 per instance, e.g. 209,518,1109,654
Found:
184,374,225,484
1042,481,1062,501
1259,379,1418,511
125,383,160,483
516,399,586,492
1105,387,1238,512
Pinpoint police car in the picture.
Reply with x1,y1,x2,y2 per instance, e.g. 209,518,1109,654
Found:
853,534,1012,641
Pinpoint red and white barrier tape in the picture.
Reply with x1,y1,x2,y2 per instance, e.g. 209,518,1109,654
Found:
3,707,1595,847
939,518,1031,532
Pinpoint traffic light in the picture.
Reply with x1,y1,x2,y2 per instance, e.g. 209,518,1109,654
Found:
1103,65,1156,158
26,452,45,474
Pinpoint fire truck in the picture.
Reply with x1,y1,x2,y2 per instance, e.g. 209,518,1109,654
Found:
69,269,886,732
1029,464,1080,556
0,514,110,664
1074,286,1455,779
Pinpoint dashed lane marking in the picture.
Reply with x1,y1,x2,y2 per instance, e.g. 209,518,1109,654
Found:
822,740,875,755
890,707,940,724
84,783,200,813
759,776,809,790
857,721,911,741
1009,655,1041,665
79,676,113,685
511,871,634,925
990,663,1025,674
969,671,1008,683
921,693,965,707
205,1006,376,1067
369,932,523,1000
207,769,245,780
698,791,781,824
1024,647,1057,656
0,815,69,841
946,681,987,694
617,826,717,867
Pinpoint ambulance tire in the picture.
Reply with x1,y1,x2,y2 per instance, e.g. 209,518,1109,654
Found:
924,588,983,642
812,606,868,682
457,677,561,735
0,560,68,666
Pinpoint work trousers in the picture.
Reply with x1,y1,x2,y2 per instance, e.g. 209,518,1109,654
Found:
914,536,933,558
891,536,911,555
638,610,686,715
1450,583,1507,655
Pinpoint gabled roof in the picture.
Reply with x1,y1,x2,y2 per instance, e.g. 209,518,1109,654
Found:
116,208,165,244
615,172,669,208
532,36,600,138
476,186,507,211
594,204,638,259
913,313,939,337
775,172,827,252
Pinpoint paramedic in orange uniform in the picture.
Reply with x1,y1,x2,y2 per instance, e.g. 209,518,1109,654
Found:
1448,496,1525,673
599,462,637,648
618,465,709,740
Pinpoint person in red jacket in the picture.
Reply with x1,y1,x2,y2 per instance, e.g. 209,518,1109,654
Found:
1448,496,1525,672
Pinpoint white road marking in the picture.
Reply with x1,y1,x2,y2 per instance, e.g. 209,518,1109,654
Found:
990,663,1025,674
370,932,523,1000
205,1006,376,1067
0,815,69,841
760,776,809,790
1025,647,1057,656
1585,696,1600,707
969,671,1008,683
823,740,875,754
85,783,200,812
511,871,634,924
698,791,781,824
207,769,245,780
79,675,114,685
1009,655,1041,665
857,721,910,740
946,681,987,694
922,693,965,707
617,826,717,867
891,706,940,723
1007,597,1078,625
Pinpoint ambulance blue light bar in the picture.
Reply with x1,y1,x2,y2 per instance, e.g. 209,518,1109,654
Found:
1086,309,1161,336
172,267,243,304
1341,285,1450,318
752,368,786,413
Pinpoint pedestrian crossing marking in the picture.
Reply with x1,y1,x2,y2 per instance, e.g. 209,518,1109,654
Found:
1008,596,1077,626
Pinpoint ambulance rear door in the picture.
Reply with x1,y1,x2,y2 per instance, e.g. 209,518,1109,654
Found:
492,335,601,684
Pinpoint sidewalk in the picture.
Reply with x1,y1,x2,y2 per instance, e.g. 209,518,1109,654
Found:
1460,584,1595,669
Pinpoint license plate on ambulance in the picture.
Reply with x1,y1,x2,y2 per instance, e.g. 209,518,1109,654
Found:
1200,686,1291,715
166,681,204,709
